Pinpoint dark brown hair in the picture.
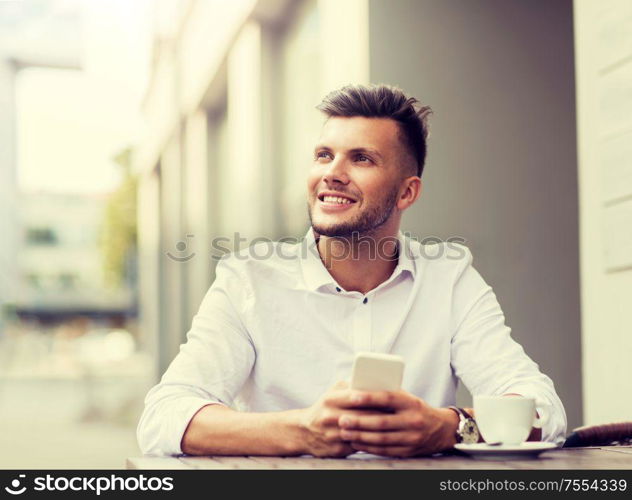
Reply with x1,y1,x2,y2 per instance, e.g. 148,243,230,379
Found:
316,84,432,177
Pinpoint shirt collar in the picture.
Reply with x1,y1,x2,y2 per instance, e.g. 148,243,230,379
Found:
300,227,417,292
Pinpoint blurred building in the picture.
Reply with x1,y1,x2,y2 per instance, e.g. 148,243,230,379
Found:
13,192,135,322
136,0,632,432
0,1,151,469
0,0,82,326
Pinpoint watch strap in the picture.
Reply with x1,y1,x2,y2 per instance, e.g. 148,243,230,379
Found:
449,406,471,420
448,406,478,444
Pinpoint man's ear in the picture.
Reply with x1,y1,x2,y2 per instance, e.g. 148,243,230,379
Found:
397,177,422,211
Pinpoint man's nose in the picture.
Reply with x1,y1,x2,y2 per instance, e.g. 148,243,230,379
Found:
322,157,350,185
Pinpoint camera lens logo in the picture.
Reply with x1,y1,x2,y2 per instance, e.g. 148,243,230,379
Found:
5,475,27,495
166,234,195,262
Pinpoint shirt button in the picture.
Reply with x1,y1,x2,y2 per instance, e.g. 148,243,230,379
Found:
363,297,368,304
336,287,341,292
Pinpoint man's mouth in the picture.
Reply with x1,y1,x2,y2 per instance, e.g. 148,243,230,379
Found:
317,193,357,207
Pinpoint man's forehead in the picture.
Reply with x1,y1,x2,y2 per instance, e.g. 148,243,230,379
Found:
317,116,401,150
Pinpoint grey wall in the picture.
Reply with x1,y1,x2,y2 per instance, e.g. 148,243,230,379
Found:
369,0,581,430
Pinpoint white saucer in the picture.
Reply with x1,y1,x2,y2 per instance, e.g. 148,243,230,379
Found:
454,442,558,460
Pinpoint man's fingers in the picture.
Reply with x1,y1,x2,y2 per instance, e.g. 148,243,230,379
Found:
318,407,385,427
351,390,417,410
326,389,414,410
340,429,416,446
323,392,362,409
338,413,406,431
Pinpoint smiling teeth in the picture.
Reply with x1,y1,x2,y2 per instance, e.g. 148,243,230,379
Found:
323,196,353,204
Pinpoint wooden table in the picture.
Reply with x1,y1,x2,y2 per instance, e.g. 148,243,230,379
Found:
127,446,632,470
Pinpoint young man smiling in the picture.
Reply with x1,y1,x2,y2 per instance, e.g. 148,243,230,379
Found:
138,84,566,458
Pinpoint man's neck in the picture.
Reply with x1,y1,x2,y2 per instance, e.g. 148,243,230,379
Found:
316,227,400,295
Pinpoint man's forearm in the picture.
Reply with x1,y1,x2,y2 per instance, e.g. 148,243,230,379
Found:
180,404,308,456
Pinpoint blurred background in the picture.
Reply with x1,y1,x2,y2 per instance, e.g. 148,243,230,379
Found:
0,0,630,468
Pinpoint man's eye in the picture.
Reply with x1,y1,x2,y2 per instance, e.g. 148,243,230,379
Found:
315,151,332,160
355,154,371,163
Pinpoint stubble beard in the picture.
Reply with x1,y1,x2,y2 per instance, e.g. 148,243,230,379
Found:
307,185,400,238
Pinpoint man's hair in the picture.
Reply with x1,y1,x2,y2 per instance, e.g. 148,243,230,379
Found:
316,84,432,178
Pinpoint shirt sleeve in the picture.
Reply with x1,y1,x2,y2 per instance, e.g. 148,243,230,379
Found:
136,254,256,456
449,246,567,444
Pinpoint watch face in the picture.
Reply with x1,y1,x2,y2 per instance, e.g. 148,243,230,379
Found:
461,418,480,444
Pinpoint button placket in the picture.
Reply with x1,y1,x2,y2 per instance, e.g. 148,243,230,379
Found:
352,295,372,352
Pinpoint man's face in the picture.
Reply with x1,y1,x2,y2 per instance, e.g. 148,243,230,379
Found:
307,116,407,237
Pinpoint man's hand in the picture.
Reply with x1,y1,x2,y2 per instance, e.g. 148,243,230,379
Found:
299,381,383,458
336,389,458,457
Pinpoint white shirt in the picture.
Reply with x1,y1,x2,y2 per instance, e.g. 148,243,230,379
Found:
137,229,567,455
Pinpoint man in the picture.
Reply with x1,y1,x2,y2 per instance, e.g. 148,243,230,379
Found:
138,84,566,457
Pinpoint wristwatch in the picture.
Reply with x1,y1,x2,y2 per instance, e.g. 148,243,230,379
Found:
448,406,480,444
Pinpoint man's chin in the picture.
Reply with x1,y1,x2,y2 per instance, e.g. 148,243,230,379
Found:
311,222,361,238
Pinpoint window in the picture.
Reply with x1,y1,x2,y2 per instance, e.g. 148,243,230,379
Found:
58,273,77,289
26,227,57,246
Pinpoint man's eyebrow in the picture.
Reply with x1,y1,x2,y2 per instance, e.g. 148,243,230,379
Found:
313,144,331,153
313,144,383,160
348,147,383,160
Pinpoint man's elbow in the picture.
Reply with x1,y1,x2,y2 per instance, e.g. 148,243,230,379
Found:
136,407,172,456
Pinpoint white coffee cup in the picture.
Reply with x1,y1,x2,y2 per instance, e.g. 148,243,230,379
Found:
473,395,548,445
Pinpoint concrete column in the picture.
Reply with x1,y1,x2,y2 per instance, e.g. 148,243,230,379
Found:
225,22,262,240
137,168,162,380
183,110,212,320
0,59,18,318
159,135,186,370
